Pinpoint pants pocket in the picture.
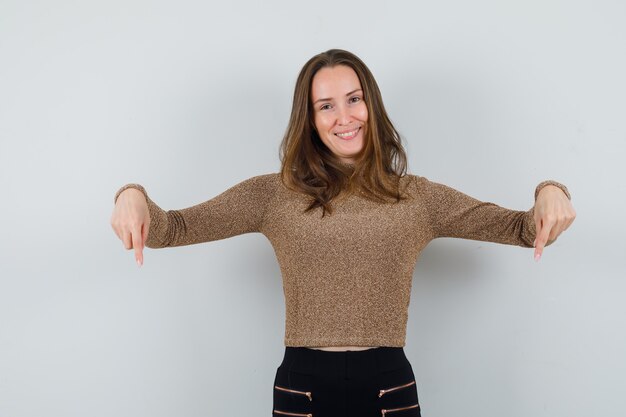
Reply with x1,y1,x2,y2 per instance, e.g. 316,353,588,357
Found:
376,366,421,416
273,366,315,416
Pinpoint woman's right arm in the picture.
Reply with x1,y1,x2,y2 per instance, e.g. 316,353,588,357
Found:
110,173,278,266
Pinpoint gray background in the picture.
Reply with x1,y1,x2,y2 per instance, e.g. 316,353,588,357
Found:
1,0,624,416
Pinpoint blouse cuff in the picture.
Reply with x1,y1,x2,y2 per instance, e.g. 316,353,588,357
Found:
534,180,571,202
114,183,148,204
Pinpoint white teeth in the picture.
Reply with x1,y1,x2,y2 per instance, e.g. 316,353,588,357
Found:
336,128,359,138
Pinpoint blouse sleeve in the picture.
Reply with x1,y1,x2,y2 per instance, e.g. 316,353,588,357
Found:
113,173,278,248
415,175,570,248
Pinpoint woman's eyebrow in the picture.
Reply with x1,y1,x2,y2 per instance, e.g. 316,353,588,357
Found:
313,89,363,105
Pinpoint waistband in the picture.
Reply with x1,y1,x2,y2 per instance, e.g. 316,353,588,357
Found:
278,347,411,379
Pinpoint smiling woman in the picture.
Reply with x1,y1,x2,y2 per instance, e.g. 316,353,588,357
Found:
279,49,409,218
310,65,369,164
111,48,575,416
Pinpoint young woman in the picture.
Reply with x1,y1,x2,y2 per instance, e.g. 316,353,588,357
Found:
111,49,576,416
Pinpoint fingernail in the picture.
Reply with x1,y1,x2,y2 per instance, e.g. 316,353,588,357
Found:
137,258,142,267
534,253,541,262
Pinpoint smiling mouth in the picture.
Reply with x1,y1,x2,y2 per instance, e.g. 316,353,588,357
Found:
335,127,360,140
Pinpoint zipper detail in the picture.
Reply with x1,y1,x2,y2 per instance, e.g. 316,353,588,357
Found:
381,403,420,415
273,410,312,417
378,380,416,398
274,385,313,401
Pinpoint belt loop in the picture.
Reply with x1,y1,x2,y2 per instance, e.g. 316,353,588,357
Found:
312,347,319,377
373,347,381,376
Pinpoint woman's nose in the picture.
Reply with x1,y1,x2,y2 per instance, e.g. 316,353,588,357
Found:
336,105,352,125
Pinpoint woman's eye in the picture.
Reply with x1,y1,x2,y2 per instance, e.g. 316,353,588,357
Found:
320,104,332,110
350,96,361,103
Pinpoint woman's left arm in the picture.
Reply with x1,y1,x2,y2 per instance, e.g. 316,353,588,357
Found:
415,176,576,261
533,181,577,262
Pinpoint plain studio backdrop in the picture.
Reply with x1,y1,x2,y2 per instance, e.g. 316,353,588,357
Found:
0,0,624,416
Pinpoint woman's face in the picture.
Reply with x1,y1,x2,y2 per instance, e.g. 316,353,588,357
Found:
311,65,368,164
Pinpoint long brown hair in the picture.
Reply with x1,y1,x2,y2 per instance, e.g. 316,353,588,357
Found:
279,49,410,216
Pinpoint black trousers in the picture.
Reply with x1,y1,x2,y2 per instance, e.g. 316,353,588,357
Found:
272,347,422,417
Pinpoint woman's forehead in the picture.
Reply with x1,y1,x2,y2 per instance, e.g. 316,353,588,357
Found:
311,65,362,101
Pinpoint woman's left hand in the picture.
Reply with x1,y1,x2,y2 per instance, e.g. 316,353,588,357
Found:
533,185,576,262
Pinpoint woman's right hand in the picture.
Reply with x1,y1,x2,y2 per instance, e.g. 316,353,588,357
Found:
110,188,151,267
